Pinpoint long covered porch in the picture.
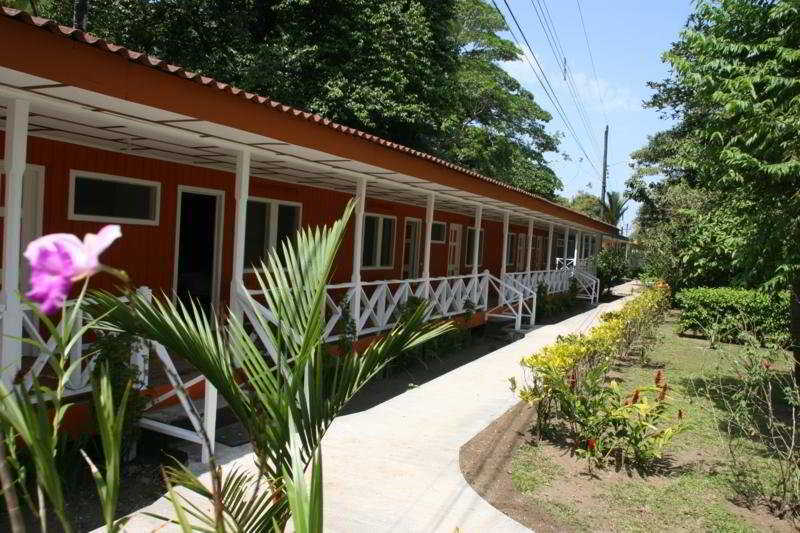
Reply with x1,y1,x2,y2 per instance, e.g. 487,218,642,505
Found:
0,6,617,461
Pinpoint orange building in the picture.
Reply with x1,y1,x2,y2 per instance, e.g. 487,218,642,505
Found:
0,8,618,457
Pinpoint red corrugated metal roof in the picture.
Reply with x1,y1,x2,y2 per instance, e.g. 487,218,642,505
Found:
0,7,617,232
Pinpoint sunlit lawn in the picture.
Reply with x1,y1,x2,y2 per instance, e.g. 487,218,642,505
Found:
510,312,794,532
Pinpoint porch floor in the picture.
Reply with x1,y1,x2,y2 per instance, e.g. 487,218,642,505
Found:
108,282,639,533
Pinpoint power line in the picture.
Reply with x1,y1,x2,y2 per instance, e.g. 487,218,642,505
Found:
539,0,603,143
528,0,602,158
491,0,601,176
575,0,609,124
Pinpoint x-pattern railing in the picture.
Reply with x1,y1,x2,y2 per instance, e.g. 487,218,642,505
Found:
504,269,571,297
485,273,535,330
11,287,151,394
318,273,489,341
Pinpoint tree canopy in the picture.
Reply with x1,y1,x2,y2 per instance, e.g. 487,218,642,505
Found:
629,0,800,371
434,0,562,196
631,0,799,291
565,190,602,219
33,0,564,198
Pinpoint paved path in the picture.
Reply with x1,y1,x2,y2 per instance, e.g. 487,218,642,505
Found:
321,288,634,532
114,284,636,532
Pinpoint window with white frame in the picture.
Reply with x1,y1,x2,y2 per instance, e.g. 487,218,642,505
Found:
69,170,160,225
431,221,447,243
506,233,516,266
362,214,396,268
556,237,565,258
244,198,302,269
464,227,485,267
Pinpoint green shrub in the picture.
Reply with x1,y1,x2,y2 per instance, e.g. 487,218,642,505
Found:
90,332,148,459
592,248,629,295
675,287,789,345
701,340,800,519
536,281,580,319
514,287,680,469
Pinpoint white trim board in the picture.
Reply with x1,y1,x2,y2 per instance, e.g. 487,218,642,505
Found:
68,169,161,226
171,185,225,313
362,212,397,270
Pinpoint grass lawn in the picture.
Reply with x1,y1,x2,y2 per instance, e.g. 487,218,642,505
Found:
506,312,795,532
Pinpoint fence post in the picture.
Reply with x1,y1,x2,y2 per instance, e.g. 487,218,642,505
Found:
378,282,387,328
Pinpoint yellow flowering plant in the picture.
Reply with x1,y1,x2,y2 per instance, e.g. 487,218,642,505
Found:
513,287,682,469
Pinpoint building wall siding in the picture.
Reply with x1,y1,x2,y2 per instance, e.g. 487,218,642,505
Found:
2,133,554,310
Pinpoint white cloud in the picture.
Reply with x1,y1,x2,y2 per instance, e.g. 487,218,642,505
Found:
501,57,641,113
569,71,641,113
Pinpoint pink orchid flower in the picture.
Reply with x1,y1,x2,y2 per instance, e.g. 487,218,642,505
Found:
23,225,122,314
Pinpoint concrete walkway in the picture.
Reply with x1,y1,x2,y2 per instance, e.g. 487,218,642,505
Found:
321,287,634,532
114,284,636,532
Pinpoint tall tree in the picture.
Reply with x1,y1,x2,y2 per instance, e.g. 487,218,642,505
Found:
37,0,563,197
601,191,628,227
637,0,800,375
39,0,457,150
568,190,603,218
435,0,562,197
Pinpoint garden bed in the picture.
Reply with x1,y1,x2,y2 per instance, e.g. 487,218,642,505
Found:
460,313,795,532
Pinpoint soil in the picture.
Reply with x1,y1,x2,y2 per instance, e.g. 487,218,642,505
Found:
460,401,567,532
460,401,795,532
6,430,186,532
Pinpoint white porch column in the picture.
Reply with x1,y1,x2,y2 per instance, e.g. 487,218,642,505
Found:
546,222,554,271
500,211,510,306
229,149,251,318
351,177,368,334
2,99,29,389
471,205,482,301
525,218,534,272
500,211,510,279
471,205,483,275
563,226,571,266
625,241,630,259
209,149,251,463
574,230,582,264
422,192,435,299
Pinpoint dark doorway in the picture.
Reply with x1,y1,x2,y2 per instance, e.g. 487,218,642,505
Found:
176,191,218,314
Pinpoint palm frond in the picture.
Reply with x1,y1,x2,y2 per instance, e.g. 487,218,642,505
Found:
90,201,453,529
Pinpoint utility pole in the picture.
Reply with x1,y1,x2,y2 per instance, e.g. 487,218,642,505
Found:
600,124,609,205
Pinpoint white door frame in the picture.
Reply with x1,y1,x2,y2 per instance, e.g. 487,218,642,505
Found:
401,217,422,279
515,232,526,272
447,223,462,276
172,185,226,311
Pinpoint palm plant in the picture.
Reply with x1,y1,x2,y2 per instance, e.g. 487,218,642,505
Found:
0,285,129,533
89,201,451,529
602,191,629,227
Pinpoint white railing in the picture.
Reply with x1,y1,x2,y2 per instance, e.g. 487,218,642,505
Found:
4,287,151,395
508,263,600,306
503,269,571,297
573,268,600,304
555,257,575,270
488,273,536,329
0,286,223,462
238,270,549,342
554,257,600,304
318,273,489,341
556,257,596,276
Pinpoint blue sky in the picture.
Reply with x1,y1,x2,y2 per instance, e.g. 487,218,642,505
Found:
496,1,693,232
